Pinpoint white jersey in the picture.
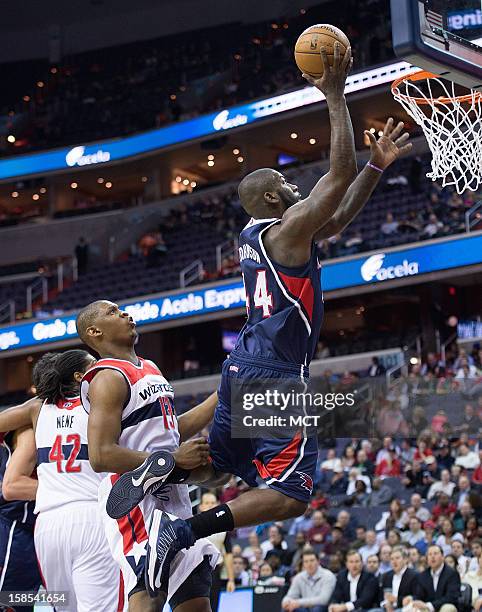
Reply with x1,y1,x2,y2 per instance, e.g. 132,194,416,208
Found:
35,396,105,514
81,357,191,519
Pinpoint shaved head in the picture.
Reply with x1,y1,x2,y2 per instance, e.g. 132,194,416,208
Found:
238,168,301,218
76,300,138,355
76,300,106,345
238,168,277,213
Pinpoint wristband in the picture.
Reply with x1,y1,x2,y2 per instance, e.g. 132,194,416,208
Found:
367,161,384,173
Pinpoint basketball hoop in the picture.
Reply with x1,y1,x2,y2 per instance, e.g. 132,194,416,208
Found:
391,70,482,194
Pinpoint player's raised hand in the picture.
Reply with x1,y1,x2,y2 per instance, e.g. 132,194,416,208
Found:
365,117,413,170
302,42,352,99
173,437,210,469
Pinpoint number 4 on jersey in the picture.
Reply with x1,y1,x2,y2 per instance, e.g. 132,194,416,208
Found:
253,270,273,318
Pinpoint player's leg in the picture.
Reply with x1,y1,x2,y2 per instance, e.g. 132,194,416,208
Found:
128,589,165,612
0,518,42,612
99,477,156,612
226,487,306,523
34,511,77,611
70,505,122,612
152,431,316,586
168,556,213,612
174,598,211,612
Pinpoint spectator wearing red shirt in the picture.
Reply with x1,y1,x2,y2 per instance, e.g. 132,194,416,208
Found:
413,439,433,463
219,476,242,504
375,447,401,477
432,492,457,521
473,450,482,484
306,511,331,546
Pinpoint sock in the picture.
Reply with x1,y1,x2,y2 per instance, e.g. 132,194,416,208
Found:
165,465,191,484
187,504,234,539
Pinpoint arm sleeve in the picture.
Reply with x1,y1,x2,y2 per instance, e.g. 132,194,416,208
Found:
223,532,232,554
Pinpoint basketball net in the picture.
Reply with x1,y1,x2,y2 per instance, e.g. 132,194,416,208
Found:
391,71,482,194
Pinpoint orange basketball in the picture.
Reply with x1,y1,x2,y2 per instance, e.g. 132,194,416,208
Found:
294,24,350,78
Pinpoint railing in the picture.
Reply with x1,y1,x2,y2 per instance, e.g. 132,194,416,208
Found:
180,260,204,288
386,335,421,386
465,200,482,232
386,361,407,387
216,238,238,272
441,331,458,364
26,278,48,313
0,301,15,324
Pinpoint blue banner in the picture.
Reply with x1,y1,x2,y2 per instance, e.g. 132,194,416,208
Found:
1,232,481,353
0,61,411,181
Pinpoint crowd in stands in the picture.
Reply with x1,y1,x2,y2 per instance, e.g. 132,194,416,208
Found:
206,429,481,609
1,0,393,154
177,344,482,611
1,149,480,365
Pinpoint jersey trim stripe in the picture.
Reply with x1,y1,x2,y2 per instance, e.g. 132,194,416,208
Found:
82,365,132,412
37,444,89,465
120,398,173,431
253,431,303,480
257,220,312,343
277,271,314,323
244,217,279,230
0,519,16,589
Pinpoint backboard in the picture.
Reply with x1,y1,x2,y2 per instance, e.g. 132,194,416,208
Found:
391,0,482,90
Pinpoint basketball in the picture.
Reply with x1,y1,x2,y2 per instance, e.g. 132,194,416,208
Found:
294,24,350,78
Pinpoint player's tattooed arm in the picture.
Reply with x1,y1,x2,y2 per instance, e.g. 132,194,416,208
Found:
0,396,41,433
314,118,412,240
2,426,38,501
177,391,217,442
268,44,356,266
87,369,149,473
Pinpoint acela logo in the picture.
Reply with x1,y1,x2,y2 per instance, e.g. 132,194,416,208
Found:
66,146,111,167
360,253,419,282
212,109,248,131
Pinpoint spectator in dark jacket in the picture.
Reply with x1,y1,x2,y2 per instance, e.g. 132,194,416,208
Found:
328,550,380,611
409,545,460,611
372,545,419,610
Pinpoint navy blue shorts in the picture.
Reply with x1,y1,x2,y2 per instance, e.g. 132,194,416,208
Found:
209,351,317,503
0,516,41,611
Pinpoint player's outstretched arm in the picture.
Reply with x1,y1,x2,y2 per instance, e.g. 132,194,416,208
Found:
2,426,37,501
270,43,356,262
315,118,412,240
177,391,218,442
0,397,41,433
87,369,150,473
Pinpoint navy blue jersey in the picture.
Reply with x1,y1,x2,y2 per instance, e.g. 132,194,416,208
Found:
235,217,323,366
0,432,36,528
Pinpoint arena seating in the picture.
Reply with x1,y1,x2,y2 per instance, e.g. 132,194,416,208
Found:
0,0,393,154
35,152,473,316
0,148,476,326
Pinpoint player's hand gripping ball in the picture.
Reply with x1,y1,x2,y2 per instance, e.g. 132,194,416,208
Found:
294,24,350,78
